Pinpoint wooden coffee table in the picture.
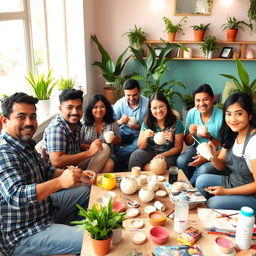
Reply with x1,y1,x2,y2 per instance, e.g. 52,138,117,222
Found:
80,170,222,256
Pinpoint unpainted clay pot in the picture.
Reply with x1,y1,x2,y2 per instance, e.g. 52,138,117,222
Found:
150,158,167,175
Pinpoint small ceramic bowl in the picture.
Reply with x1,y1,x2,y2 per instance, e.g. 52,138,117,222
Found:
113,201,126,213
144,205,157,214
131,232,147,245
155,190,167,198
148,211,166,226
126,208,140,218
130,219,144,229
214,236,235,254
150,226,169,244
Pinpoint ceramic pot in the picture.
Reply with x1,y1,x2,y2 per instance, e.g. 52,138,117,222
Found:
168,32,176,42
207,51,213,59
150,158,167,175
112,228,123,244
227,29,238,42
97,173,116,190
37,99,51,116
154,132,166,145
139,186,155,203
148,180,160,192
120,176,138,195
194,30,205,41
90,236,112,256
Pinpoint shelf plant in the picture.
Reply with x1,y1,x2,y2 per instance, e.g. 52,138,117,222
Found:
71,200,126,256
123,25,149,51
220,58,256,109
130,43,186,106
191,23,210,41
163,16,187,41
91,34,133,103
221,16,253,41
248,0,256,22
200,35,219,59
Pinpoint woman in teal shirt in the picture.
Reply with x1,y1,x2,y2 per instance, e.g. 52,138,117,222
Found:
128,93,184,171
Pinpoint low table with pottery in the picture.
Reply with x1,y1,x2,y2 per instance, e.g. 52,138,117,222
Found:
80,170,231,256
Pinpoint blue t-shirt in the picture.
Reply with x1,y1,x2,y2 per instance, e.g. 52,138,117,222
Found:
113,95,149,136
141,119,184,153
185,106,223,143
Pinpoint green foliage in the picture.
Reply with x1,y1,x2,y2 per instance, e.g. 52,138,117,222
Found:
181,94,194,111
221,16,253,31
58,77,76,91
191,23,211,31
130,43,186,106
25,69,57,100
200,36,219,55
163,16,187,34
248,0,256,22
71,200,126,241
123,25,149,49
220,59,256,103
91,34,133,101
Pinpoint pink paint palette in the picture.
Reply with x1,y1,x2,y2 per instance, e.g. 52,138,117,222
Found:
215,236,235,254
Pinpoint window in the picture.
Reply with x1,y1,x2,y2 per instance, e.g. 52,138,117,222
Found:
0,0,86,99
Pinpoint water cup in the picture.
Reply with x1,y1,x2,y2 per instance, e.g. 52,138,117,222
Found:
103,131,114,144
102,191,116,206
168,166,178,184
97,173,116,190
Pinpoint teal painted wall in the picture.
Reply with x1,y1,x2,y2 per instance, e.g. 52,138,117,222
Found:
125,59,256,113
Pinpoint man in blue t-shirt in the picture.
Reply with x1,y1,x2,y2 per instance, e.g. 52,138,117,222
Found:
113,79,148,170
177,84,229,185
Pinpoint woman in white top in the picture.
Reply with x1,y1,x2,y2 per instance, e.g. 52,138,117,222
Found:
196,92,256,214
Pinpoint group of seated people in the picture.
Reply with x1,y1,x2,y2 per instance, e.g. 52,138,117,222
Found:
0,79,255,255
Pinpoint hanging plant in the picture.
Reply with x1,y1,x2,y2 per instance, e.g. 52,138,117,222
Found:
207,0,213,13
248,0,256,22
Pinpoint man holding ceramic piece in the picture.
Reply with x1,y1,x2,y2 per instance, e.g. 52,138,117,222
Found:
114,79,148,170
177,84,228,186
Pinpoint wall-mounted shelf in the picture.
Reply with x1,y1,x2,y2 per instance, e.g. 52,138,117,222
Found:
145,40,256,61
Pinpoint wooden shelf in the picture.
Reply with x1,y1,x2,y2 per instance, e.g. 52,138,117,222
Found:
145,40,256,60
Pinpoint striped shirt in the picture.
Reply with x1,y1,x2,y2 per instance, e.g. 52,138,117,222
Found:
0,133,55,256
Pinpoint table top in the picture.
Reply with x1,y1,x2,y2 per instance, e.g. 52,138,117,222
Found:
80,170,228,256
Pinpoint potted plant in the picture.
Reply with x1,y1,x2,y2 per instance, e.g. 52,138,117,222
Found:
191,23,211,41
91,34,133,104
130,43,186,106
220,58,256,109
200,35,219,59
221,16,253,42
25,69,57,115
57,77,76,91
163,16,187,42
123,25,149,52
71,200,126,256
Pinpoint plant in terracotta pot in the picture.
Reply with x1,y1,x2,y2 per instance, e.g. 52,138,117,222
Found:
72,199,126,256
200,35,219,59
91,34,133,104
221,16,253,42
163,16,187,42
191,23,211,41
123,25,149,53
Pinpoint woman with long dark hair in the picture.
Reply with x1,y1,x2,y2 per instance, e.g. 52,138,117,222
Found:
196,92,256,213
128,93,184,171
81,94,121,172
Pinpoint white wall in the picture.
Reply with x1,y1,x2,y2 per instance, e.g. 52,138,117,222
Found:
87,0,254,92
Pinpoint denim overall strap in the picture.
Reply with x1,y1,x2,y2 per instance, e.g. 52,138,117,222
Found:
223,127,256,188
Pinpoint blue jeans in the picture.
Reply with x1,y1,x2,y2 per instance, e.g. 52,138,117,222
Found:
115,133,138,170
196,174,256,214
177,145,223,186
12,185,90,255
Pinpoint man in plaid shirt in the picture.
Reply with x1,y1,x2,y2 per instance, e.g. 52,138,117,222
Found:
0,93,94,255
42,89,110,172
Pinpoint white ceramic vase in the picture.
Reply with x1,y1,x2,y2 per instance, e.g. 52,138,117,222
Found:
138,186,155,203
150,158,167,175
120,176,138,195
37,99,51,116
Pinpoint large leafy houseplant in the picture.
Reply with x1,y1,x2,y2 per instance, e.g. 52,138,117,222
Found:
25,69,57,100
124,25,149,50
220,58,256,109
91,34,132,102
221,16,253,31
130,43,186,106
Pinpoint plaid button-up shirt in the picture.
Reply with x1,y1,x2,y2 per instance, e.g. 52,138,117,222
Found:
42,114,82,167
0,133,55,256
